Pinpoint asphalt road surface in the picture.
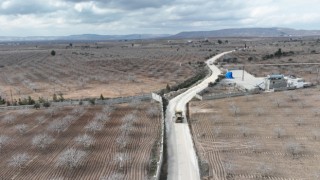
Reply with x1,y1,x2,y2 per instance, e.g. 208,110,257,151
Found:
165,51,234,180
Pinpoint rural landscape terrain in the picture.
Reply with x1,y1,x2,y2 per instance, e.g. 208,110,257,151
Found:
190,88,320,179
0,100,161,179
0,28,320,180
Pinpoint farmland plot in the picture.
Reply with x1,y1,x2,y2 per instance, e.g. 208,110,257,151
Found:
189,88,320,179
0,40,237,100
0,100,162,179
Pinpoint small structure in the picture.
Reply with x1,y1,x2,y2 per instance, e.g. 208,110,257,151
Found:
285,76,311,88
225,72,234,79
264,74,287,90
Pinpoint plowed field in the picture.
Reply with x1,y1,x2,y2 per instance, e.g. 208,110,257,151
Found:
0,100,161,179
190,88,320,179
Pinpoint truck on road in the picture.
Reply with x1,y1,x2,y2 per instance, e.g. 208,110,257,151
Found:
175,111,184,123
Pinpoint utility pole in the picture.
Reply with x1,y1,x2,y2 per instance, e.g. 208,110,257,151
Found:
242,66,245,81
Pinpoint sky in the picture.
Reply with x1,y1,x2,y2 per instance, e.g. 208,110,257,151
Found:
1,0,320,36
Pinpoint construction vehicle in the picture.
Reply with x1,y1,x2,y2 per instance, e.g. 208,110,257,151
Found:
175,110,184,123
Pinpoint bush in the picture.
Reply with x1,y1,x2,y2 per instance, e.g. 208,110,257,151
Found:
34,103,40,109
51,50,56,56
89,98,95,105
53,94,58,102
43,101,51,108
100,94,105,100
0,96,5,105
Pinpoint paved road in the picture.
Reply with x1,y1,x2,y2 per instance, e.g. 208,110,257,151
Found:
166,51,234,180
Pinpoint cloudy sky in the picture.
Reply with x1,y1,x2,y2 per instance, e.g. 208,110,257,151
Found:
1,0,320,36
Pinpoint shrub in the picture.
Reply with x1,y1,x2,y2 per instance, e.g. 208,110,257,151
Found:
56,148,86,169
43,101,51,108
34,103,40,109
32,133,54,150
89,98,95,105
84,121,103,134
15,124,28,135
51,50,56,56
8,153,30,169
285,141,303,157
75,134,94,148
0,135,10,151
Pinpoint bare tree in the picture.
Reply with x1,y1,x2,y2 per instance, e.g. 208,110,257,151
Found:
48,120,67,134
286,91,297,101
75,134,94,148
254,107,264,116
0,135,10,152
102,106,114,115
15,124,28,135
234,117,241,126
274,127,285,138
116,135,128,151
122,114,137,125
295,117,305,126
35,116,46,124
223,161,235,178
2,114,16,125
130,99,142,109
285,141,303,157
229,104,240,116
147,106,159,117
94,113,109,123
56,148,86,169
284,108,292,116
32,133,54,150
312,129,320,140
299,101,306,109
213,126,221,137
8,153,30,169
46,108,57,117
84,121,103,134
312,108,320,116
274,99,283,108
212,115,222,124
256,163,273,177
114,152,128,171
72,106,85,116
18,109,31,117
239,125,250,137
120,122,133,135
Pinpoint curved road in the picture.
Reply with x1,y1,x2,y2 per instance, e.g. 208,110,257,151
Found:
165,51,234,180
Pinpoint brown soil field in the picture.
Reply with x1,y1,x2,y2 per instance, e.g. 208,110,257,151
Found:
0,39,237,101
218,37,320,85
0,100,162,179
189,88,320,179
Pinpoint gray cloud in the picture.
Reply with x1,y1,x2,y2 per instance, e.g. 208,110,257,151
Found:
0,0,319,36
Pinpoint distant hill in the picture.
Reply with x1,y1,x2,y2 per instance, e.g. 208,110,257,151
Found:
170,28,320,39
1,28,320,42
0,34,170,42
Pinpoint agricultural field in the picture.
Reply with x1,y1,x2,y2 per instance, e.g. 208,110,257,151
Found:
189,88,320,179
219,37,320,85
0,100,162,179
0,39,238,101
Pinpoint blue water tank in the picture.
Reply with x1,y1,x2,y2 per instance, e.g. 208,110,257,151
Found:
225,72,233,79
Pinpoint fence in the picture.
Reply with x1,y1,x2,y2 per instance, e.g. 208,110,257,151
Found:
203,91,260,100
151,93,165,180
0,94,153,110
